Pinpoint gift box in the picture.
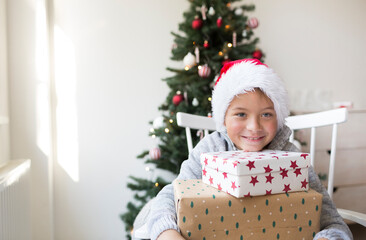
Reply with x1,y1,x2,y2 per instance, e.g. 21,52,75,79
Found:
174,179,322,240
201,150,310,197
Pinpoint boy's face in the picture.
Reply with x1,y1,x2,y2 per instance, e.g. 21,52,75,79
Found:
224,90,278,152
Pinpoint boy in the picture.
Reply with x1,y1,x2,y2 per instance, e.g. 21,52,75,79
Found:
146,59,352,240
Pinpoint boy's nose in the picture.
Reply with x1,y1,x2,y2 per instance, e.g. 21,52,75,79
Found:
246,117,261,131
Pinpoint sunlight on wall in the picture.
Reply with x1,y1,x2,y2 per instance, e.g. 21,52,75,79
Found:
35,0,51,158
53,25,79,182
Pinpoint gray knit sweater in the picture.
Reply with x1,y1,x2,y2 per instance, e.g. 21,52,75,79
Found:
145,126,353,240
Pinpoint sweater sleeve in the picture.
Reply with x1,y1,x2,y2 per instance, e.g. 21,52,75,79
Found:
278,136,353,240
308,167,353,240
147,132,227,240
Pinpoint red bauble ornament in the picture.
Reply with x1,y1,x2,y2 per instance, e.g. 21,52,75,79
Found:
252,50,263,59
149,147,161,160
192,16,203,30
173,94,184,106
203,40,209,48
248,17,259,29
198,64,211,78
216,17,223,28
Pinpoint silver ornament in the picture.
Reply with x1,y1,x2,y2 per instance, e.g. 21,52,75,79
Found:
208,7,215,16
183,52,196,68
192,98,199,107
153,116,165,129
234,8,243,16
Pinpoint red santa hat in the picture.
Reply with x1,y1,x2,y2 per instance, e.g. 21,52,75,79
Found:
212,58,289,132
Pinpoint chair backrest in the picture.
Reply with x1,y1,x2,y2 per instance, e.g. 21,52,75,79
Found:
176,108,348,199
285,108,348,198
176,112,216,153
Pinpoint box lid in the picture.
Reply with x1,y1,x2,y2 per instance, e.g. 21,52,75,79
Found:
200,150,310,176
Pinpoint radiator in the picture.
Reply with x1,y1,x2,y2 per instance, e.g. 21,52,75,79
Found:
0,159,31,240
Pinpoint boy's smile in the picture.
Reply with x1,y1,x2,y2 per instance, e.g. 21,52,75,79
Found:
224,89,278,152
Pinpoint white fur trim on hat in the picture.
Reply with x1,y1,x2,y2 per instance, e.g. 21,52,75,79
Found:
211,59,289,132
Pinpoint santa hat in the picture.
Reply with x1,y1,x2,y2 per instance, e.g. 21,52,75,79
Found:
212,58,289,132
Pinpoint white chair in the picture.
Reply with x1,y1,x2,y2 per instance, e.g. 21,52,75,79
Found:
176,109,366,227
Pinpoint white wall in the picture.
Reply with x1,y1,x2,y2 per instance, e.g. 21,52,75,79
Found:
0,0,9,166
5,0,366,240
7,0,53,239
248,0,366,111
51,0,188,239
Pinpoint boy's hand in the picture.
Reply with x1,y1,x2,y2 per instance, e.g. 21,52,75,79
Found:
157,229,185,240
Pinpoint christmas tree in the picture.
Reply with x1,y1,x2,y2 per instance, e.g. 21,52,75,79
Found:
121,0,263,238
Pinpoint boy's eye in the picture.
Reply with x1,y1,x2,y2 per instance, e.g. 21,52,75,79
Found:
236,113,246,117
262,112,273,118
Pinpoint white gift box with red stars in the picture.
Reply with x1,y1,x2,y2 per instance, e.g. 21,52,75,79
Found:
200,150,310,198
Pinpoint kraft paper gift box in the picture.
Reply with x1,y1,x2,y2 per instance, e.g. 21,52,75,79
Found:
174,179,322,240
201,150,310,198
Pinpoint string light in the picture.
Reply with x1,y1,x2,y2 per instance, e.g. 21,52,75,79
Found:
155,182,159,187
208,97,212,101
150,128,155,133
218,51,223,56
184,66,190,71
228,43,233,48
197,65,202,70
165,128,170,133
169,119,174,123
225,25,231,29
145,167,151,172
152,134,156,138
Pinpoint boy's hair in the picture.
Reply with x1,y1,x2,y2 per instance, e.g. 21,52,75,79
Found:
212,59,289,132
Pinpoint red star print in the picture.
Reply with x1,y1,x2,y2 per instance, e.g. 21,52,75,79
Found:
264,164,273,173
265,173,274,183
209,176,214,185
272,156,279,160
259,154,265,156
294,168,302,177
244,192,251,197
204,158,208,166
283,184,291,192
301,179,309,189
301,153,309,160
212,158,216,163
231,181,237,191
290,160,298,169
217,183,222,191
223,172,228,179
266,190,272,195
282,154,289,156
246,160,255,170
250,176,259,186
232,160,239,168
280,167,289,179
202,168,207,176
216,167,219,173
223,159,228,164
